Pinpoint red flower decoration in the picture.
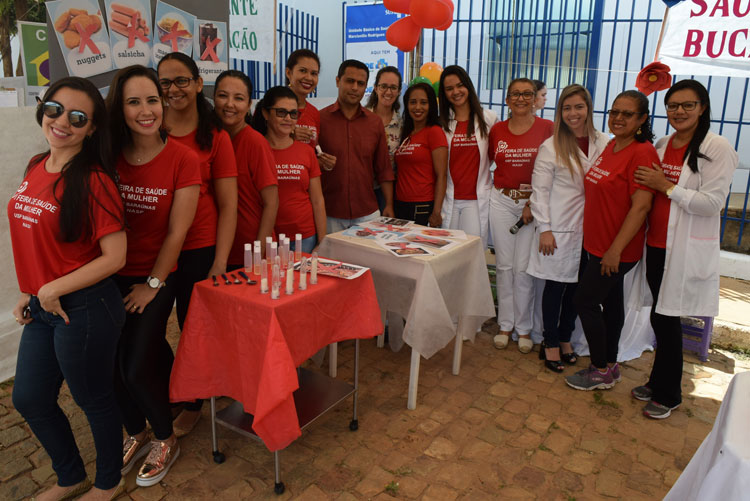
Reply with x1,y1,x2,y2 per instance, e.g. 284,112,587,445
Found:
636,62,672,96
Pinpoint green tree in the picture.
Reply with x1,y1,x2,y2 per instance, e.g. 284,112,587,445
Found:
1,0,47,77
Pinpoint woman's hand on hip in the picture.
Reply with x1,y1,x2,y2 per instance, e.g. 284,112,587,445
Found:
123,283,159,314
37,283,70,325
13,293,33,326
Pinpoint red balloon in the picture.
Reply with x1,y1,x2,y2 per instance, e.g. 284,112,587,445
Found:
384,0,412,14
410,0,452,29
386,16,421,52
436,0,455,30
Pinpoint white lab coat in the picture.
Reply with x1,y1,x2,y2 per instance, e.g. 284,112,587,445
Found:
654,131,738,317
440,108,498,247
526,132,610,282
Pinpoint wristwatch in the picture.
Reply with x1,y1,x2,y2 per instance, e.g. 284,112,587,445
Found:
665,184,676,197
146,276,166,289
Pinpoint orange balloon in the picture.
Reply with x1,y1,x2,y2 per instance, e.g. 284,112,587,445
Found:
419,62,443,84
436,0,454,30
386,16,421,53
384,0,412,14
410,0,452,29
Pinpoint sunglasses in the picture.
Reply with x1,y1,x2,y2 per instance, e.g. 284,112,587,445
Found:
158,77,195,90
270,108,299,119
39,100,90,128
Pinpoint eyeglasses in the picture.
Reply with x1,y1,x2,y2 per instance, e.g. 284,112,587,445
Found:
666,101,701,112
158,77,195,90
608,109,641,119
39,100,89,128
377,84,400,92
508,91,535,100
270,108,299,119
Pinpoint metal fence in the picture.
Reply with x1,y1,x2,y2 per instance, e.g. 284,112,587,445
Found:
420,0,749,250
231,3,320,100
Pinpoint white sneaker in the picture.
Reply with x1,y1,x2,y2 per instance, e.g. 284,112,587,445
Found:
493,334,509,349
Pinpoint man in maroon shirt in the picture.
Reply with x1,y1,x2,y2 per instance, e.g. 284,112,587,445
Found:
318,59,395,232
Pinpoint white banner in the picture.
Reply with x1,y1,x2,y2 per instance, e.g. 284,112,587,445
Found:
229,0,275,62
658,0,750,78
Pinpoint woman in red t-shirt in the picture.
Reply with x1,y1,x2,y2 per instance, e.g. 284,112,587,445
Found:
488,78,554,354
565,90,657,392
632,80,738,419
9,77,126,500
394,82,448,226
106,65,200,486
252,86,327,252
286,49,321,148
213,70,279,264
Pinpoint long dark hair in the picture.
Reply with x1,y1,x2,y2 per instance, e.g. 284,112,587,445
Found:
157,52,221,151
613,90,654,143
400,82,440,143
438,65,489,139
215,69,254,127
32,77,122,242
664,79,711,173
365,66,402,112
251,86,298,136
106,65,164,161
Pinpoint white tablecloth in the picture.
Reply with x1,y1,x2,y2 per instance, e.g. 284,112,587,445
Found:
319,231,496,359
665,371,750,500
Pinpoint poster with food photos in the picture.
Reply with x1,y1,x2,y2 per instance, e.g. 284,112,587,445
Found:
192,20,227,84
152,1,195,65
104,0,152,68
47,0,113,78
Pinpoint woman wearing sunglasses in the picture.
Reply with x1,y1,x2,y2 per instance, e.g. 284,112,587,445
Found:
9,77,126,500
286,49,321,148
438,65,497,246
156,53,238,435
106,65,200,486
632,80,737,418
565,90,658,392
213,70,278,265
252,86,326,252
528,84,609,372
488,78,554,354
394,82,448,226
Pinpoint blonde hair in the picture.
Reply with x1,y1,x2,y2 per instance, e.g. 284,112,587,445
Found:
553,84,595,178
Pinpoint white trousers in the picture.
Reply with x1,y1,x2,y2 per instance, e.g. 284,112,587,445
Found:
489,188,535,335
448,199,481,238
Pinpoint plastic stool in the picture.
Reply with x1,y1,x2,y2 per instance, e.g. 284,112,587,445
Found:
681,316,714,362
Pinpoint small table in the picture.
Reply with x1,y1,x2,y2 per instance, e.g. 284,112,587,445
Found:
319,230,495,409
665,371,750,500
169,268,382,493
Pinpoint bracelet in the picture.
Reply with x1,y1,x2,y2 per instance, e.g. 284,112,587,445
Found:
665,184,676,197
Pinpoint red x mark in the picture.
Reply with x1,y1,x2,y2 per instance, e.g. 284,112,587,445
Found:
160,21,189,52
74,21,100,55
127,13,149,48
200,36,222,62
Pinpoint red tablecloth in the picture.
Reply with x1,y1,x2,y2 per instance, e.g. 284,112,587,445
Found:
169,268,382,451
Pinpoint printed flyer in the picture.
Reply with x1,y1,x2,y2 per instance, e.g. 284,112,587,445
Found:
152,1,195,64
193,19,227,84
47,0,113,78
105,0,152,68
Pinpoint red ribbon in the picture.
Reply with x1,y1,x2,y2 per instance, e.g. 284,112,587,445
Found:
127,13,149,48
74,21,100,55
160,22,189,52
200,36,221,62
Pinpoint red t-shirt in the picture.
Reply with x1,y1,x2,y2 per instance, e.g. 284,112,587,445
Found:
169,128,237,250
8,157,124,294
296,101,320,148
394,125,448,202
272,141,322,239
229,126,278,265
648,138,686,249
583,140,659,262
450,120,481,200
117,140,201,275
489,118,554,189
576,136,589,157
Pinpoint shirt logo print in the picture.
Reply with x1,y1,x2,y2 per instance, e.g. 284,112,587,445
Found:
16,181,28,194
495,140,508,154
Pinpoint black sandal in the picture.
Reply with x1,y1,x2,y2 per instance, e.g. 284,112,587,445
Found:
561,351,578,365
539,342,565,373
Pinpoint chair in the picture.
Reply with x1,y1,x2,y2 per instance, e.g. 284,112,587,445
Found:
681,316,714,362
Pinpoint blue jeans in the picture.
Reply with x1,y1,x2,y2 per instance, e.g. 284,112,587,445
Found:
12,278,126,490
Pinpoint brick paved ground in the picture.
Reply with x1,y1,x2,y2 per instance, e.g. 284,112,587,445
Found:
2,315,748,500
